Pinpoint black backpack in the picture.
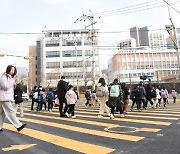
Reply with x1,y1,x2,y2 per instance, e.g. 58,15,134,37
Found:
85,91,91,100
151,89,157,98
137,87,144,98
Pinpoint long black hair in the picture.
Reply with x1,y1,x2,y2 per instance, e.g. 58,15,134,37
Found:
6,65,17,77
98,78,106,87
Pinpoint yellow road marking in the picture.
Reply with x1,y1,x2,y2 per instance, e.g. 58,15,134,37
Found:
19,117,144,142
3,123,115,154
22,110,161,133
24,107,171,126
2,144,36,151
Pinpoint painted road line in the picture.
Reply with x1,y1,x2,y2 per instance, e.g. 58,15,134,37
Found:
19,116,144,142
22,110,161,133
2,144,36,151
67,114,171,126
3,123,114,154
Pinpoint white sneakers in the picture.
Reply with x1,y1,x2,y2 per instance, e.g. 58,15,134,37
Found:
71,116,76,118
110,114,115,119
65,112,70,118
98,115,104,118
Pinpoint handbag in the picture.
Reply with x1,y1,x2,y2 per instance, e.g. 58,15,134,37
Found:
106,100,117,108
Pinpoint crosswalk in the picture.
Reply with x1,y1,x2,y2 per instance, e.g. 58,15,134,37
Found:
1,101,180,153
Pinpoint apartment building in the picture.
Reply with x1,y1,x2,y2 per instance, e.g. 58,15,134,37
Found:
35,29,100,87
108,49,178,83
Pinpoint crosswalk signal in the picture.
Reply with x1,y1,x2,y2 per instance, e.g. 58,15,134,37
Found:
140,75,147,80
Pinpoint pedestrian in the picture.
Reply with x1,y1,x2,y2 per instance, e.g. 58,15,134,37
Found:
46,88,54,112
36,86,43,112
171,88,178,104
14,83,24,117
136,82,146,111
145,84,153,108
91,90,99,106
0,65,26,132
130,86,138,111
84,89,92,107
30,86,38,111
121,82,129,114
108,78,124,119
41,88,47,110
96,78,110,118
65,85,77,118
161,87,169,107
57,76,68,117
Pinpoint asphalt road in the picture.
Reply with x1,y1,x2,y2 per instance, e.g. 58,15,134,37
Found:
0,99,180,154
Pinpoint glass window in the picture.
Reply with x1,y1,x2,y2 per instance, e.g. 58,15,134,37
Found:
63,61,83,68
85,50,92,56
46,62,60,68
46,40,59,47
62,50,82,57
46,51,60,58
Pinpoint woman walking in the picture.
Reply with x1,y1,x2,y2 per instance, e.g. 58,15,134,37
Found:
0,65,26,132
96,78,110,118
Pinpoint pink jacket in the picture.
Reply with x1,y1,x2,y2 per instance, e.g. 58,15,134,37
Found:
0,73,15,101
65,89,77,105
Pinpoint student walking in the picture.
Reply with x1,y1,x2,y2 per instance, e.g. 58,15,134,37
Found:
47,88,55,112
14,83,24,117
57,76,68,117
30,86,38,111
96,78,110,118
171,89,177,104
0,65,26,132
65,85,77,118
161,87,169,107
121,83,129,114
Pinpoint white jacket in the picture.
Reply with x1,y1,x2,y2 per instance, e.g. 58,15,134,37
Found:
65,89,77,105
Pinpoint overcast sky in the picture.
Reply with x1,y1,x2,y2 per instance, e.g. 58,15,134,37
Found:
0,0,180,72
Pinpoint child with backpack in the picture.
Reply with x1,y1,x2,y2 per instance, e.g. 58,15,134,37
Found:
47,88,55,112
171,89,177,104
85,89,92,107
65,85,77,118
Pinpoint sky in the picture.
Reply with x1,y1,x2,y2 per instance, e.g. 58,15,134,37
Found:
0,0,180,72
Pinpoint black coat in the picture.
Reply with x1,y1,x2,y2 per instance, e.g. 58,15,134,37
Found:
14,84,23,104
57,80,68,101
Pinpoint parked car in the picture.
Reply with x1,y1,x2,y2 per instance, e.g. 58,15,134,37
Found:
22,93,29,101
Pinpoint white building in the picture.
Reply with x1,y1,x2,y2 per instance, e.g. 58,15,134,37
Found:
36,29,100,87
117,38,136,50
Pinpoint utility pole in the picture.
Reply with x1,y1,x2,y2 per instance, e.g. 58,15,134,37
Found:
164,0,180,80
74,10,99,90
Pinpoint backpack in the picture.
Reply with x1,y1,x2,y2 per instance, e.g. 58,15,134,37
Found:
161,91,166,98
130,91,135,100
38,94,43,102
109,85,120,98
46,93,53,102
33,92,38,99
29,91,34,99
172,91,177,97
151,89,157,98
137,87,144,98
85,91,91,100
96,86,104,97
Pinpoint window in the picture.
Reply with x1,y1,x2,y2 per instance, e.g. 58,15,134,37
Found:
62,50,82,57
63,61,83,68
46,62,60,68
46,40,59,47
85,50,92,56
46,51,60,58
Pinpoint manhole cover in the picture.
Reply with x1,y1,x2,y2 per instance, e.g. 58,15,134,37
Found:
105,126,137,134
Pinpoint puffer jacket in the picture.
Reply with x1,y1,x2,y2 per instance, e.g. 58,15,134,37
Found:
65,89,77,105
0,73,15,101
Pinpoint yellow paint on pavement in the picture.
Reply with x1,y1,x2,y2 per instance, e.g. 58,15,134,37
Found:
2,144,36,151
22,110,161,133
19,117,144,142
3,123,115,154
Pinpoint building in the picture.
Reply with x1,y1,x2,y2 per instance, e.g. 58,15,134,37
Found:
108,49,178,83
130,26,167,49
35,29,100,88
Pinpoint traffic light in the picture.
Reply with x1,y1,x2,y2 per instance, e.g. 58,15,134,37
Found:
140,75,147,80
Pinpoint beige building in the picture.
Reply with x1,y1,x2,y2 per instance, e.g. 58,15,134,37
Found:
108,49,178,83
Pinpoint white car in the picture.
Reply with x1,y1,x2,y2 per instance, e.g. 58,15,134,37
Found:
22,93,29,101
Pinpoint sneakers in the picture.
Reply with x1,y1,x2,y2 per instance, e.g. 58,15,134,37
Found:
120,114,125,118
65,112,70,118
98,115,103,118
17,124,27,132
0,129,3,132
71,116,76,118
110,114,114,119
